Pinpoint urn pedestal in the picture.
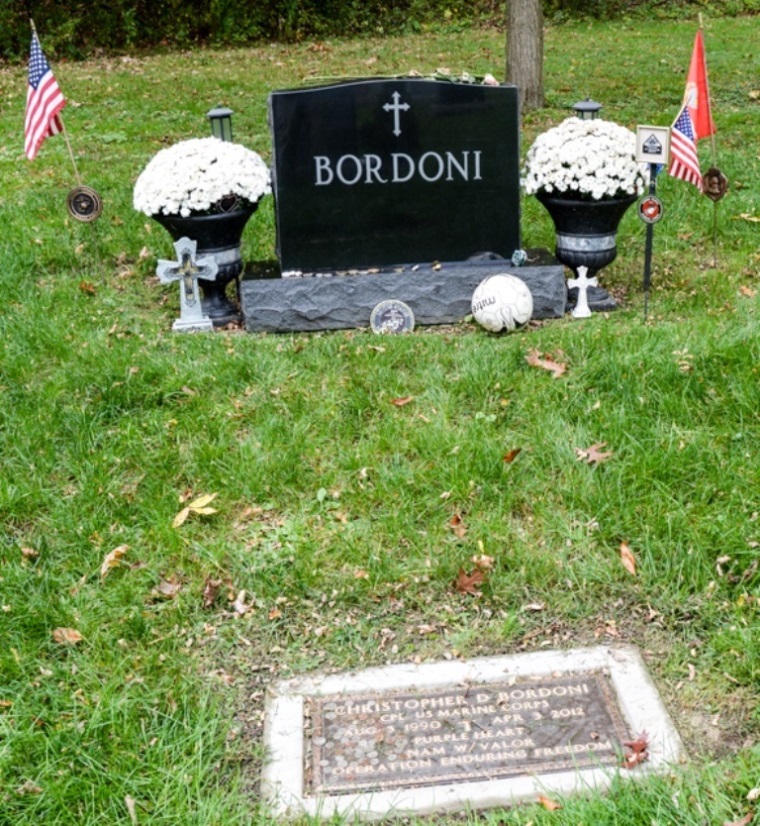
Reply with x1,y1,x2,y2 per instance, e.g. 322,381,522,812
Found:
153,205,257,326
536,192,636,313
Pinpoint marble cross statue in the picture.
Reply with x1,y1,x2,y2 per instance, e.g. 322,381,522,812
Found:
156,237,219,332
567,265,597,319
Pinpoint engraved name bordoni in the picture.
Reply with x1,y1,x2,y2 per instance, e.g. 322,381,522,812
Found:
307,673,629,794
314,88,482,186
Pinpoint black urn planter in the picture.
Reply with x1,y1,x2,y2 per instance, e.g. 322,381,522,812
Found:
153,204,257,326
536,192,636,278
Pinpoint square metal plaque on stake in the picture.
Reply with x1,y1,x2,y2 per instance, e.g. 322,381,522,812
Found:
261,646,685,821
636,125,671,166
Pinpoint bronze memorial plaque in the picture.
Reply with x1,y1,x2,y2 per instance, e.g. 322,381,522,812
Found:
306,673,630,794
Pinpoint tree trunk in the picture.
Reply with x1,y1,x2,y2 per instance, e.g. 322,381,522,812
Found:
506,0,544,111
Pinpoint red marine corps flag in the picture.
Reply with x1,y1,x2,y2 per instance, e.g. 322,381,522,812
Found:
669,29,716,191
24,27,66,160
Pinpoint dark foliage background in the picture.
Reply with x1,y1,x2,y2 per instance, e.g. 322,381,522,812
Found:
2,0,758,60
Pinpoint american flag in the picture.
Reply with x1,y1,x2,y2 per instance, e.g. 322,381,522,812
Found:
24,31,66,161
669,105,702,191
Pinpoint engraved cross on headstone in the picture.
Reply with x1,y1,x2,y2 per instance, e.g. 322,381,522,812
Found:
156,237,219,332
382,91,410,137
567,265,597,319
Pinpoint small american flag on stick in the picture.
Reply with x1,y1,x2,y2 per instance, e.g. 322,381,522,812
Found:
669,106,702,191
25,28,66,160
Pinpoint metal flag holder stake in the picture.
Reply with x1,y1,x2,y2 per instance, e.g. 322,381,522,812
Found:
635,125,670,321
639,164,664,320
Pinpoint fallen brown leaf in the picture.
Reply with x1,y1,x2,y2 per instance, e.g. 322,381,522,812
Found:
503,447,522,464
621,730,650,769
538,794,562,811
724,814,754,826
525,348,567,378
78,280,97,295
449,513,467,539
454,567,485,595
152,578,181,600
575,442,614,465
100,544,129,579
739,285,756,297
620,542,636,576
390,396,414,407
201,577,222,609
20,546,39,559
52,627,83,645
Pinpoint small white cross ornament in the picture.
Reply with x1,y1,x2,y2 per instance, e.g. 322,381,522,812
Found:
156,237,219,332
567,265,597,319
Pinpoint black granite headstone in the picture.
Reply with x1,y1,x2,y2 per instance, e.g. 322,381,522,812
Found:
269,78,521,271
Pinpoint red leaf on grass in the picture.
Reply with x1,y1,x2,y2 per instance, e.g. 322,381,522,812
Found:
621,730,650,769
503,447,522,464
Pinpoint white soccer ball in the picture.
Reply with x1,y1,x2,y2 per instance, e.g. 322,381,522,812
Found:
471,273,533,333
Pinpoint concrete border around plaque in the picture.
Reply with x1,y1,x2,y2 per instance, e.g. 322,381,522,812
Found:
261,646,685,821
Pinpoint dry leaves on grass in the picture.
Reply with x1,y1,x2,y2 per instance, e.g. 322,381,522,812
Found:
230,589,253,615
449,513,467,539
201,577,223,609
173,492,218,528
525,348,567,378
52,627,83,645
621,731,649,769
454,567,486,596
503,447,522,464
20,546,39,559
100,544,129,579
575,442,614,465
620,542,636,576
538,794,562,810
151,577,182,601
724,814,754,826
390,396,414,407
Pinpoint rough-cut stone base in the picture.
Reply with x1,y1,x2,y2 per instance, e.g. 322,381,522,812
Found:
241,254,567,333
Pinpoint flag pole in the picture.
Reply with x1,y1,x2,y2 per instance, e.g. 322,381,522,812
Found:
699,13,720,267
60,118,83,187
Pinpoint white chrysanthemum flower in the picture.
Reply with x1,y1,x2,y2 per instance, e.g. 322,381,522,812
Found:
522,117,647,200
133,137,272,217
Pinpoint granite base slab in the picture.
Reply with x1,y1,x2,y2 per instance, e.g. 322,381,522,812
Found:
261,646,685,821
241,256,567,333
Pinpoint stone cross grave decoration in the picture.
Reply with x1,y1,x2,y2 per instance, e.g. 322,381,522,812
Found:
156,237,219,333
241,77,568,332
567,265,596,319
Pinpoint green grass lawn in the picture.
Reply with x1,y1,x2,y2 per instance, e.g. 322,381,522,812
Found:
1,15,759,825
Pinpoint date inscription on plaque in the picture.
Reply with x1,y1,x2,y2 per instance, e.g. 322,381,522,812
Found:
307,673,630,794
